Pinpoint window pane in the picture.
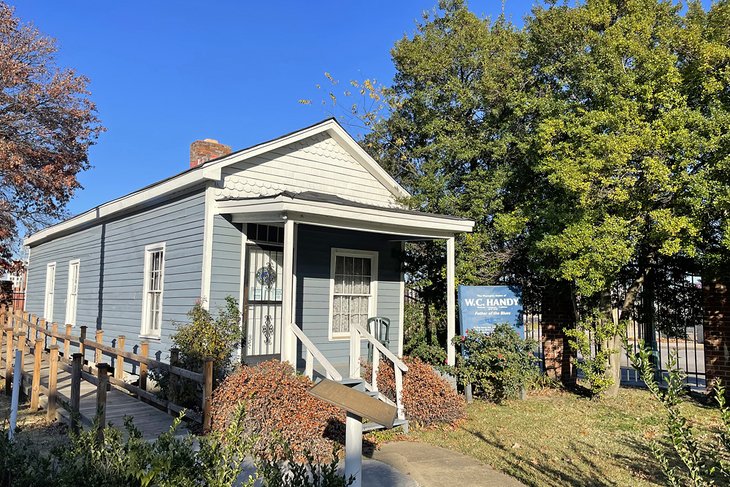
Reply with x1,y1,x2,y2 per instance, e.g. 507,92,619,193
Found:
363,258,371,276
335,256,344,274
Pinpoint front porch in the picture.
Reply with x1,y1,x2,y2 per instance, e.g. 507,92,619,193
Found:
210,191,474,418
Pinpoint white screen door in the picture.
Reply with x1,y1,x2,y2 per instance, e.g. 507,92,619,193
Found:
243,245,283,357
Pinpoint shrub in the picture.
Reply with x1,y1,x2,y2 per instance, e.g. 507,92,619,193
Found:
403,301,448,366
630,344,730,486
210,360,345,461
364,356,466,427
152,296,242,408
0,409,352,486
453,324,539,403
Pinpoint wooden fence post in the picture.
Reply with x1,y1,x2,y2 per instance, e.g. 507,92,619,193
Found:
4,325,13,395
203,357,214,433
79,325,87,361
51,323,58,346
64,324,72,358
95,330,103,365
70,353,82,433
0,315,5,370
30,338,43,410
115,336,125,380
47,345,59,421
139,341,149,392
37,319,46,343
168,347,180,411
96,363,110,444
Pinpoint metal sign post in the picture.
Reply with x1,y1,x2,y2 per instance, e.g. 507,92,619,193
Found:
345,412,363,485
8,350,22,440
308,379,398,487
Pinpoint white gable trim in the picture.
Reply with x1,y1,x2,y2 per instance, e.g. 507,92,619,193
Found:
218,194,475,238
25,119,409,247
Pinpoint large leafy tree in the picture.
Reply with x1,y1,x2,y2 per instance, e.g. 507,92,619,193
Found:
351,0,730,395
512,0,730,394
0,3,103,269
360,1,530,344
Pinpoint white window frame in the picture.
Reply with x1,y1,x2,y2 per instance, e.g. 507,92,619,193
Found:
65,259,81,326
140,242,166,338
328,248,378,341
44,262,56,322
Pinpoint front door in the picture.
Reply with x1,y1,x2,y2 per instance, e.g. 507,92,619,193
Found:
243,244,283,359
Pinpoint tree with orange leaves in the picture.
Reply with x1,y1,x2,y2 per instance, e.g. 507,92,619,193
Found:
0,2,103,270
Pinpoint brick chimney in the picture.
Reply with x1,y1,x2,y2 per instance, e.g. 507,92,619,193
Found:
189,138,232,168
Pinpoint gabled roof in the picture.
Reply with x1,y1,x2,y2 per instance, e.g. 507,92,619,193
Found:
24,118,411,246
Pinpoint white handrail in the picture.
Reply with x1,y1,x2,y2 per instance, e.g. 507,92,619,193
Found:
351,323,407,372
290,323,342,381
349,322,407,420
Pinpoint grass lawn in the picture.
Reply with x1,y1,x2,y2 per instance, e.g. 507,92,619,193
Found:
404,387,722,487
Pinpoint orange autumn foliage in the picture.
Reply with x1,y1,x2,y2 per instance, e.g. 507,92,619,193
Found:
364,356,466,427
210,360,345,461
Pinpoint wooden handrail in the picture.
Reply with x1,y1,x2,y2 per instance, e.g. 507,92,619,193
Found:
8,311,205,384
351,323,408,372
0,306,209,426
290,323,342,381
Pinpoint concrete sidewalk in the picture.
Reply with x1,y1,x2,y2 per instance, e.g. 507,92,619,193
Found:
370,441,525,487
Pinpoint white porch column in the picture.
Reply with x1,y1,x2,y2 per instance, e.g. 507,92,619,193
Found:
446,236,456,366
281,219,297,366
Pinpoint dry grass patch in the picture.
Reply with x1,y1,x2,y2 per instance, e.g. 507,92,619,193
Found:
404,387,721,487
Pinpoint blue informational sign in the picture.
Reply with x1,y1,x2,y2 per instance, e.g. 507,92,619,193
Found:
458,285,523,338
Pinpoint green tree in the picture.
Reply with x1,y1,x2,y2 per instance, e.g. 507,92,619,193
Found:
307,0,730,397
361,0,532,346
507,0,730,395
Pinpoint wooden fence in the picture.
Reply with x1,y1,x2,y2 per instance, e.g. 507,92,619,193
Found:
0,306,214,435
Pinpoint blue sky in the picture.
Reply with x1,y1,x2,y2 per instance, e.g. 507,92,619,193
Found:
12,0,535,218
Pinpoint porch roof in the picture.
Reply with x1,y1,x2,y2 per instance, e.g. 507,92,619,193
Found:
216,191,474,239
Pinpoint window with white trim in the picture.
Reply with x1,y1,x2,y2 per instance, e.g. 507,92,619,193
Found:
44,262,56,322
141,244,165,337
65,259,80,326
330,249,377,339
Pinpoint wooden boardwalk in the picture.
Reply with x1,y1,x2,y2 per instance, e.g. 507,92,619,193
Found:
3,350,188,440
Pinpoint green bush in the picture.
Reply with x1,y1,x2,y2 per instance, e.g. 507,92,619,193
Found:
403,301,447,366
630,344,730,486
152,296,242,408
0,408,352,486
453,324,539,403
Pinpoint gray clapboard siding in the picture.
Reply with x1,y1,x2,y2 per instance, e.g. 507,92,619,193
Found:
26,225,102,328
294,224,402,371
25,188,206,361
208,215,242,312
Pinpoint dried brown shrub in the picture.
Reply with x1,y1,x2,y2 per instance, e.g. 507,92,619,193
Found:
210,360,345,461
364,356,466,427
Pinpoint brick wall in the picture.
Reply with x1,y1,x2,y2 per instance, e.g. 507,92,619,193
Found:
703,279,730,389
541,283,577,386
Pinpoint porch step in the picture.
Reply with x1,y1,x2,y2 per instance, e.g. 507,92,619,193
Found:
362,417,409,433
337,377,367,392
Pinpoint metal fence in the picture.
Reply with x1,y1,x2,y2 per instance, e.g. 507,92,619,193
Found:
405,275,705,390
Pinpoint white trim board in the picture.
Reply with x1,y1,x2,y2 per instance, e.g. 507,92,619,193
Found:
220,194,475,237
25,119,411,247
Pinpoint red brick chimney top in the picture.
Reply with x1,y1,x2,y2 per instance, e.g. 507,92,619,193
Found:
190,138,232,168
